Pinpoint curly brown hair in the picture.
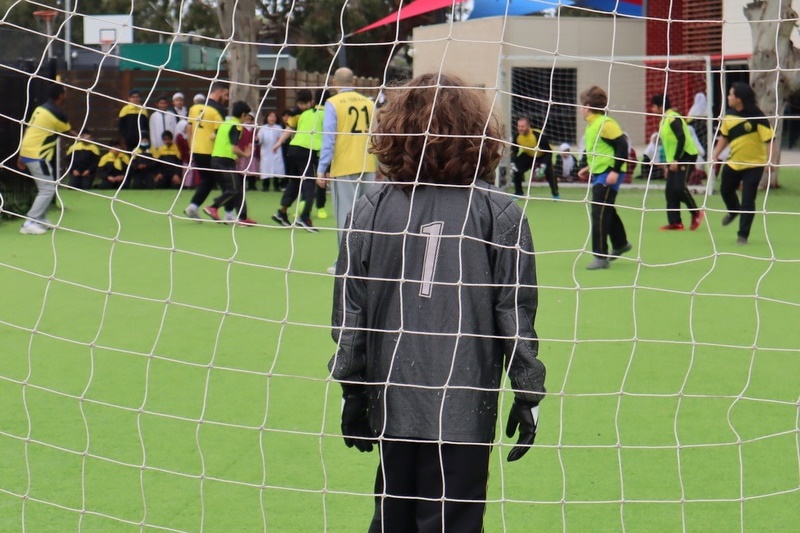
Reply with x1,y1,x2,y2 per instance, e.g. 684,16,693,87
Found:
370,73,503,185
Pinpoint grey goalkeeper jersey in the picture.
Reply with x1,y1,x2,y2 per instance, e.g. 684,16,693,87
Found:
329,180,546,443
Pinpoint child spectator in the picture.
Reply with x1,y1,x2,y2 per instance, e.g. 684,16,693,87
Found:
129,138,157,189
97,140,129,189
154,131,183,188
636,132,665,180
173,118,194,187
66,131,100,189
257,110,285,192
554,142,577,183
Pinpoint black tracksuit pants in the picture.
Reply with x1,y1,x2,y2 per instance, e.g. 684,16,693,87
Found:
280,145,316,219
591,183,628,258
368,438,490,533
665,157,699,225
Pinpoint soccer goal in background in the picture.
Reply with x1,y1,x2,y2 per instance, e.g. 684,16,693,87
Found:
0,1,798,532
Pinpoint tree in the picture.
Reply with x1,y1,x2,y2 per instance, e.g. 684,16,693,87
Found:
217,0,259,106
255,0,432,80
744,0,800,188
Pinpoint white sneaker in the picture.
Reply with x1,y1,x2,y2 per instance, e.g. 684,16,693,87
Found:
20,221,47,235
326,265,336,275
184,205,200,219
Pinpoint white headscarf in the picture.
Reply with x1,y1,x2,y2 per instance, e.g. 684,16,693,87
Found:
688,92,707,118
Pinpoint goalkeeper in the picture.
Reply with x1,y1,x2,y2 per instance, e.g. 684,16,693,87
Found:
328,73,546,532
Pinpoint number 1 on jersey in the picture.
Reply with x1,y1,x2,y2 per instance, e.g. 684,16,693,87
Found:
419,222,444,298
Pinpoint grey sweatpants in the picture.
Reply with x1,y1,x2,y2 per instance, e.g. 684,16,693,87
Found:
24,159,56,222
331,172,376,245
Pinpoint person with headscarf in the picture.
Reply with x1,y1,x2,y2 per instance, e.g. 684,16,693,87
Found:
687,91,708,153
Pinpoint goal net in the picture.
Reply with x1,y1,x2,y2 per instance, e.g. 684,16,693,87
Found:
1,1,798,532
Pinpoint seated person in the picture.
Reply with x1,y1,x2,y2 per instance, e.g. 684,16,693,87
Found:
554,142,578,183
66,131,100,189
153,130,183,188
97,140,130,189
636,132,665,180
129,137,158,189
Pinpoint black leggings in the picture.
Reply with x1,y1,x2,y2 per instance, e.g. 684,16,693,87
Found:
719,165,763,238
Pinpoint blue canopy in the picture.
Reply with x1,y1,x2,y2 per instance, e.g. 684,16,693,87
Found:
469,0,574,19
574,0,643,17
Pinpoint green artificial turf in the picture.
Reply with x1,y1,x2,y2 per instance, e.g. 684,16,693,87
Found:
1,178,799,532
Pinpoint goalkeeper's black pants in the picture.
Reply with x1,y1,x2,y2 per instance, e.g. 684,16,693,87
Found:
512,154,557,197
368,438,490,533
512,152,534,196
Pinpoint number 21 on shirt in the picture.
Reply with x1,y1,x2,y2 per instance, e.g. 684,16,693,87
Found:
347,106,371,134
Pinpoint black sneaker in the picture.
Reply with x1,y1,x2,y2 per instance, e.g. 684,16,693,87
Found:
271,211,291,227
722,213,737,226
296,216,318,233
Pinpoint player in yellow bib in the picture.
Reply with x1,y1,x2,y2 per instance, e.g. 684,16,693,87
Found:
316,68,378,265
577,85,632,270
17,83,75,235
650,93,703,231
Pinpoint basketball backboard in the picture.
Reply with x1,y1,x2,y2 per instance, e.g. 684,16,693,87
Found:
82,14,134,45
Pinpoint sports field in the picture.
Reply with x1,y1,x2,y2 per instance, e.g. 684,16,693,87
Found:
1,178,799,532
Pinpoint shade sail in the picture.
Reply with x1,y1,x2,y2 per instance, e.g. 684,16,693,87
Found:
352,0,468,35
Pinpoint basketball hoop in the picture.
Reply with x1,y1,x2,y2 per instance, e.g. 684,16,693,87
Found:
100,39,114,54
33,10,58,59
98,28,117,54
32,9,58,25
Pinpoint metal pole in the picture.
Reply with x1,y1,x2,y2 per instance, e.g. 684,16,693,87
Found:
46,18,54,59
65,0,72,70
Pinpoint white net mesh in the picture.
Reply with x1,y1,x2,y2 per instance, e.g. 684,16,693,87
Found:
1,1,799,531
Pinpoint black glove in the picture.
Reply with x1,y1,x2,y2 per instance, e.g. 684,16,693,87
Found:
505,399,540,462
341,389,375,453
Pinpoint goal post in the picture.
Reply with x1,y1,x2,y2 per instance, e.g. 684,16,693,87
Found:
498,54,714,152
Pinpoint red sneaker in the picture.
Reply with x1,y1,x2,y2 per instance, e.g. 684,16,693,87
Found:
238,218,258,227
660,223,685,231
690,211,705,231
203,206,220,221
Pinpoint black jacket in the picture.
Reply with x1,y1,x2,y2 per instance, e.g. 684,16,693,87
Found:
329,181,545,443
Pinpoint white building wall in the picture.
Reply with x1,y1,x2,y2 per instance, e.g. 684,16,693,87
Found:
723,0,800,59
412,17,648,143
